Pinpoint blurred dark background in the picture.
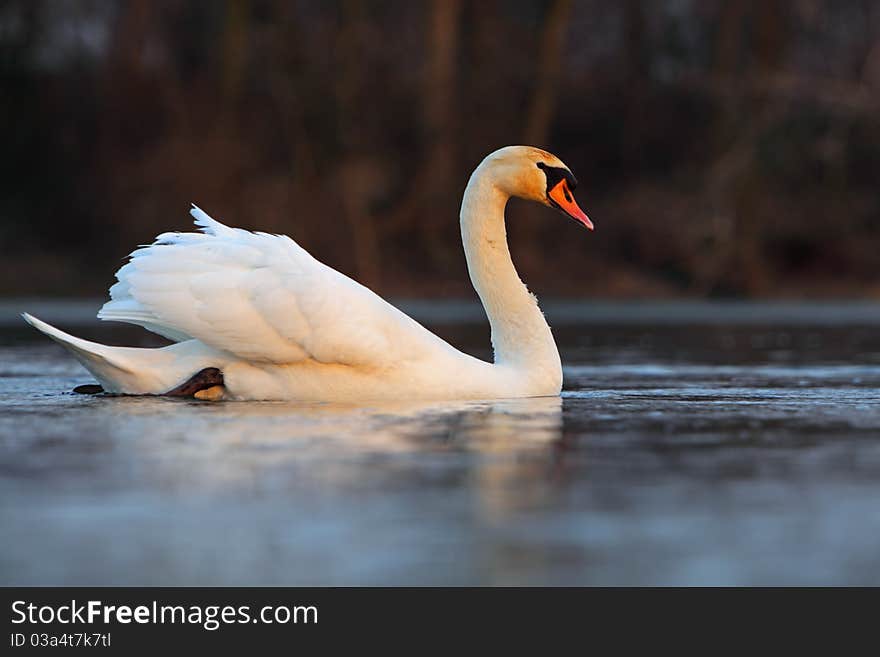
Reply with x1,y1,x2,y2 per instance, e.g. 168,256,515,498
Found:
2,0,879,299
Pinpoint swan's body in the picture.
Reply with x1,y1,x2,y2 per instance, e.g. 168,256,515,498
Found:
24,146,592,401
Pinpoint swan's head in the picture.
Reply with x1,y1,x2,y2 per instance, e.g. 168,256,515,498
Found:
482,145,593,231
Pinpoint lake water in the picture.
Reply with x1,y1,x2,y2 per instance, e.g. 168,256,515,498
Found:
1,300,879,585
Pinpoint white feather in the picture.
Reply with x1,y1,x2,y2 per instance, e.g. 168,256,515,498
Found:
98,205,436,367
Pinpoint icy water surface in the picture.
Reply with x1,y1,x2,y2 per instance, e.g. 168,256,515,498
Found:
1,301,880,585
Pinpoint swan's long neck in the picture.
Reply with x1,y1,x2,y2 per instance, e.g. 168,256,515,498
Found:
460,165,561,379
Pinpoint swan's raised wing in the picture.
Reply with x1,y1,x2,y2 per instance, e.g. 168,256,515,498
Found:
98,206,433,366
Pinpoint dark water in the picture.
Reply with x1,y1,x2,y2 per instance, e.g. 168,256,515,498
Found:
1,301,879,585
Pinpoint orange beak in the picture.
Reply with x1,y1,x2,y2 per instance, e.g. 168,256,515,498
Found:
548,179,593,231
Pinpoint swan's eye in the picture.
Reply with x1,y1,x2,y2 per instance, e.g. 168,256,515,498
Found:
537,162,576,195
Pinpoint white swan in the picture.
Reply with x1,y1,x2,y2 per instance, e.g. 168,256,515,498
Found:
24,146,592,401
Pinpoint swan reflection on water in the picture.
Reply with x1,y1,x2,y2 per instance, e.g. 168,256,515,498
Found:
57,393,567,524
1,382,571,584
99,394,564,449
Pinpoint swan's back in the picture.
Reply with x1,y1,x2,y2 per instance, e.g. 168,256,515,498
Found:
99,206,441,367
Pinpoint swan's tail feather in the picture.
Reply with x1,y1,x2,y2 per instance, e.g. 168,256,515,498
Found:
21,313,218,395
22,313,140,393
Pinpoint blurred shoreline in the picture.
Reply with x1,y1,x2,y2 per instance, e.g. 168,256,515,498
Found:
4,1,880,300
4,297,880,328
